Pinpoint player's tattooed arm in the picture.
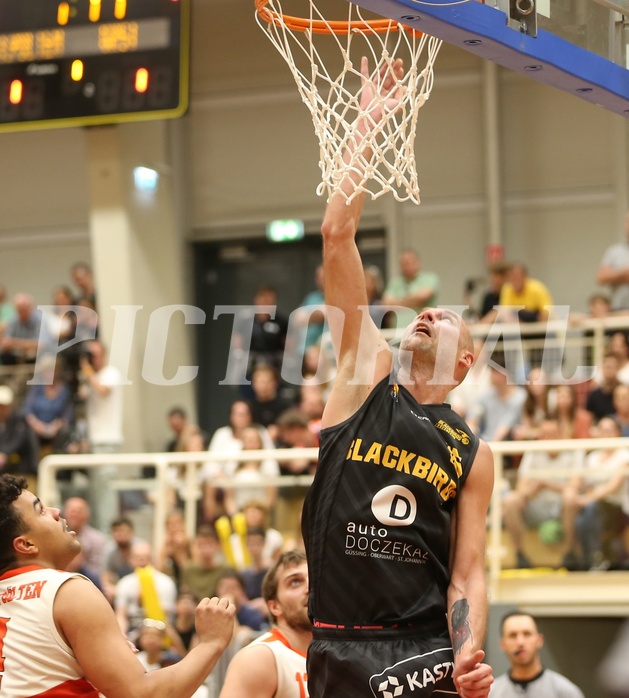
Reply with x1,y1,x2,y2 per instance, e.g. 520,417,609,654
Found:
450,598,472,655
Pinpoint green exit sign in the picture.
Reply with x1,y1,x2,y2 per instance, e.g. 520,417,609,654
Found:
266,219,304,243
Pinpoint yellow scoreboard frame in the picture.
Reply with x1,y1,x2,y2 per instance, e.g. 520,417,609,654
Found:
0,0,190,132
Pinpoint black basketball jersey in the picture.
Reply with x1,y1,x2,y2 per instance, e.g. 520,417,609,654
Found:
302,373,480,628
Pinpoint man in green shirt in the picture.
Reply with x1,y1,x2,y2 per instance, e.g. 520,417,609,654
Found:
382,249,440,329
180,526,235,601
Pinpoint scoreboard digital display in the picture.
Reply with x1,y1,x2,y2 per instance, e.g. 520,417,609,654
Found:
0,0,189,132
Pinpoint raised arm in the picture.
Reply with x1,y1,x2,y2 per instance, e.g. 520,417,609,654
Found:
448,440,495,698
597,263,629,287
321,57,404,427
55,576,234,698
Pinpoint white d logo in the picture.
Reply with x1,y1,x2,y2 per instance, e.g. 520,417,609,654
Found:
371,485,417,527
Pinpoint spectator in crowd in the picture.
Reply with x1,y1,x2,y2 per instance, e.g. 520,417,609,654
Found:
486,263,554,374
276,408,319,471
511,367,555,441
502,418,585,569
215,570,269,632
142,407,206,507
293,264,326,350
46,285,77,347
611,383,629,436
242,499,284,565
250,285,289,369
240,527,271,613
174,590,201,654
71,261,97,307
299,292,337,393
467,356,527,443
79,339,123,452
567,291,612,324
180,526,234,602
249,364,295,439
74,298,99,342
23,355,74,456
101,516,144,603
0,292,51,364
222,425,280,518
490,611,585,697
569,291,613,370
65,548,104,591
165,406,199,452
0,385,39,485
550,384,592,439
381,248,440,329
300,342,325,385
0,283,15,335
55,295,99,395
606,331,629,384
586,352,621,424
297,381,325,438
274,407,318,542
587,291,612,319
162,428,208,515
157,508,192,587
115,540,178,639
219,550,311,698
207,399,275,455
135,619,185,671
491,263,553,324
563,415,629,570
62,496,108,575
230,285,289,385
476,261,511,323
596,211,629,312
203,400,276,523
78,339,124,530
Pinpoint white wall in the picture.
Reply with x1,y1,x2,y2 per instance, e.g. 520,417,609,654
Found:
0,128,91,303
0,231,91,304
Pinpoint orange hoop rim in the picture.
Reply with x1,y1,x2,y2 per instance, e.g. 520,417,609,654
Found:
255,0,415,35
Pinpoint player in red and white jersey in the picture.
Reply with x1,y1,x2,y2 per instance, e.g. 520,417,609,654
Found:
0,474,235,698
219,550,311,698
0,564,100,698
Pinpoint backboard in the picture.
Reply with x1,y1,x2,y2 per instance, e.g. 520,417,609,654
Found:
350,0,629,117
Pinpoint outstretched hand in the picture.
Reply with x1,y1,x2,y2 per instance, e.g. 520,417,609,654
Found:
358,55,405,128
452,649,494,698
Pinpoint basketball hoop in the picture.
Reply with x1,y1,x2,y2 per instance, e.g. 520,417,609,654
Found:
255,0,443,204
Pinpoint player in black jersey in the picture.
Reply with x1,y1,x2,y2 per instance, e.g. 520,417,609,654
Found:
301,57,495,698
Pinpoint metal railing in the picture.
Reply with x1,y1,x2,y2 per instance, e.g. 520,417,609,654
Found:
38,437,629,600
37,448,318,556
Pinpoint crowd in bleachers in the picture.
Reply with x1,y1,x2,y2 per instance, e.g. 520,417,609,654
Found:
3,238,629,693
3,252,629,562
0,264,99,479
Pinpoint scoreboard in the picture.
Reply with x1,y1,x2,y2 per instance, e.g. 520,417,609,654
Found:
0,0,189,131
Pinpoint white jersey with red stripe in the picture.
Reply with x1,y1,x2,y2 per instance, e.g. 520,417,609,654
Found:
251,628,309,698
0,565,100,698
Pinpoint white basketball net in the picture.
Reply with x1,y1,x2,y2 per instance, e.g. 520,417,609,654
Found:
255,1,443,204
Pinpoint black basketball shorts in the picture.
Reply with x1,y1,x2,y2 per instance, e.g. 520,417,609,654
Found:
307,624,458,698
